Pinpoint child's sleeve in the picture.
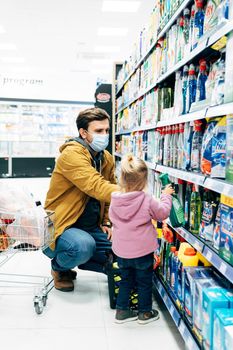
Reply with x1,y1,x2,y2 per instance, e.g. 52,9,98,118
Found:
149,194,172,221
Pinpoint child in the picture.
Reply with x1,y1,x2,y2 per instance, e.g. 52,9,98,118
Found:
109,154,174,324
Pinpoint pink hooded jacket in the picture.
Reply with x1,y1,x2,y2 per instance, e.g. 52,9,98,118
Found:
109,191,172,259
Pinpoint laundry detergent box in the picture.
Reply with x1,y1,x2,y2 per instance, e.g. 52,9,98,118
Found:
183,267,213,325
213,309,233,350
202,287,229,350
225,325,233,350
226,114,233,183
219,195,233,266
211,116,226,179
193,277,223,340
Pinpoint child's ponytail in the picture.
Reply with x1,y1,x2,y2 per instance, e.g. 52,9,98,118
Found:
120,154,148,192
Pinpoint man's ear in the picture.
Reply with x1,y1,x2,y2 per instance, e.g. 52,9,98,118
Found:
79,128,87,139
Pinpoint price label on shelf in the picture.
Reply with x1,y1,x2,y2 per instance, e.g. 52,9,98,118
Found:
205,249,213,262
186,336,194,350
193,241,203,252
224,184,233,198
179,321,186,336
219,262,228,275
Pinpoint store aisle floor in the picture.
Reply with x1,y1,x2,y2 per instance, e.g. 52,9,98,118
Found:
0,178,185,350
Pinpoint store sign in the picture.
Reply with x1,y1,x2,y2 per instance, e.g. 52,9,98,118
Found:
0,75,43,87
96,92,111,103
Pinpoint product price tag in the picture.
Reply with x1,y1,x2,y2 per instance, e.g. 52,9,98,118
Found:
179,321,186,336
193,241,202,252
219,262,228,275
164,294,168,303
186,337,195,350
205,249,213,262
224,184,233,198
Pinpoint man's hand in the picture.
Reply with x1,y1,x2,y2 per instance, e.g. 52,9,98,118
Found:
100,225,112,241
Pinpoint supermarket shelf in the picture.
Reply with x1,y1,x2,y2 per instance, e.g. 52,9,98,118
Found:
157,0,192,40
207,20,233,47
116,101,232,132
168,223,233,285
153,274,200,350
202,245,233,283
155,165,206,186
157,108,207,127
204,177,233,198
115,124,157,135
178,320,200,350
145,161,156,170
116,22,233,114
153,274,180,327
155,164,233,197
206,102,233,118
174,226,205,253
116,41,157,96
116,0,193,95
157,21,233,86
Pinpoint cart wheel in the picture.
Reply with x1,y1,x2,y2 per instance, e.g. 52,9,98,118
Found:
42,295,47,307
34,302,43,315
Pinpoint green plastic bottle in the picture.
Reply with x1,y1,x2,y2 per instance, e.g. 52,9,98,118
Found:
190,184,202,234
159,173,185,227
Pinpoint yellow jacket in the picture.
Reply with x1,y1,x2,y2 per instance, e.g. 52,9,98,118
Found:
45,140,118,247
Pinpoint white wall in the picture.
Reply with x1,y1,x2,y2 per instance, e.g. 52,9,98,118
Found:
0,71,97,102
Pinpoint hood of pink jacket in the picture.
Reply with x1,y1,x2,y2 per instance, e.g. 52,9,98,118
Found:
110,191,146,221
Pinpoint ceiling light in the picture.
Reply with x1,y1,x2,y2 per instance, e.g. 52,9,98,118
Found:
102,1,141,13
94,45,120,53
0,43,17,50
1,57,25,63
98,27,128,36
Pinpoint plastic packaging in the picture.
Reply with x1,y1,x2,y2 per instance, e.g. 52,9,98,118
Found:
159,173,185,227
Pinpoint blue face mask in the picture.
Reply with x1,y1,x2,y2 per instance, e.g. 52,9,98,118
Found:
88,132,109,152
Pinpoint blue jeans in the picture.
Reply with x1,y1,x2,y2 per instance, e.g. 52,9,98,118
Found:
43,227,112,273
116,253,154,313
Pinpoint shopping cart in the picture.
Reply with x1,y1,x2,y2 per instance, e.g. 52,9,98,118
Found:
0,209,55,314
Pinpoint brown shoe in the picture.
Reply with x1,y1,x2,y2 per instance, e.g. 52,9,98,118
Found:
51,269,74,292
58,269,77,281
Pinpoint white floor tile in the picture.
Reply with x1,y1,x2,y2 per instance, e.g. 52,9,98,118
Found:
1,328,109,350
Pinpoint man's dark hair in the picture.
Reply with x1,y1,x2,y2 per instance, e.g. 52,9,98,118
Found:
76,107,110,131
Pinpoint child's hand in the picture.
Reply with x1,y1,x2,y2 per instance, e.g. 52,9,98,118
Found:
162,184,175,195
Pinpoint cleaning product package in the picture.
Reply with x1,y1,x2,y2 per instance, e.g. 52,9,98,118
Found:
202,287,229,350
159,173,185,227
213,203,222,250
219,195,233,266
226,114,233,183
211,116,226,178
201,118,219,175
183,267,213,325
199,190,219,241
213,309,233,350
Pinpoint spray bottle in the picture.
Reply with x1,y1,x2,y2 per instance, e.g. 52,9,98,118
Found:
159,173,185,227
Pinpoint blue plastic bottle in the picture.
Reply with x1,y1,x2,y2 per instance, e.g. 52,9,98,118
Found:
182,65,189,114
171,251,179,293
167,246,176,285
196,59,208,102
193,0,205,50
186,64,197,113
